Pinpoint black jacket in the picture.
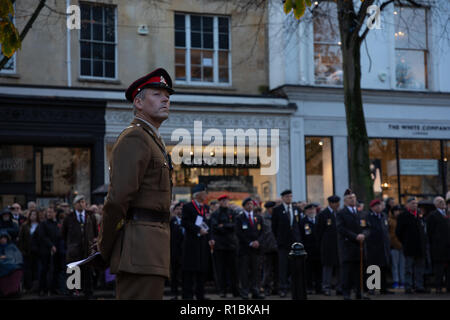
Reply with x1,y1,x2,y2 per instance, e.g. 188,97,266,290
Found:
38,219,60,256
235,211,264,255
426,210,450,262
0,212,19,242
271,204,302,249
395,210,427,258
366,211,391,267
336,207,369,262
316,207,339,266
170,216,184,265
261,212,278,253
181,201,211,272
210,207,238,251
299,216,321,261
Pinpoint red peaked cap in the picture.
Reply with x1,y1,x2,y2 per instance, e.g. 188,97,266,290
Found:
218,194,229,201
125,68,174,102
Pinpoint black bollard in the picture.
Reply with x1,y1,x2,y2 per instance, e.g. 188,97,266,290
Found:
289,242,308,300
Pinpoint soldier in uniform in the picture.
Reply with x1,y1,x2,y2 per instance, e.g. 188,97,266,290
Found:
336,189,370,300
181,184,213,300
271,190,302,298
98,68,174,300
236,197,265,299
210,194,239,298
316,195,342,296
365,199,393,295
261,201,279,296
300,203,322,294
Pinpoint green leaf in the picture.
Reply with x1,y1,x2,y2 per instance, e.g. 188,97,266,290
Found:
283,0,294,14
0,17,21,58
293,0,306,19
0,0,14,19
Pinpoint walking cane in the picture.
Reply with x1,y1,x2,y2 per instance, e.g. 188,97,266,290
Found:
209,243,221,293
359,240,364,298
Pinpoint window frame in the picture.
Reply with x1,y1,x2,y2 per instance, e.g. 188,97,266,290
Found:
174,13,232,87
78,2,118,80
394,5,429,90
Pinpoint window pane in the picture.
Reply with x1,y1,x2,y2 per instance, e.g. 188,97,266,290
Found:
175,14,185,30
0,145,34,183
93,43,104,59
305,137,334,206
396,50,426,89
93,23,104,41
191,49,201,65
105,23,115,42
175,48,185,64
191,65,201,81
398,139,442,203
105,62,115,78
369,139,399,203
203,33,213,49
175,65,186,80
219,51,228,67
93,6,103,23
395,7,427,49
219,17,229,33
314,44,343,85
191,15,201,31
219,67,229,83
105,7,115,25
81,22,91,40
105,44,115,60
93,60,103,77
175,31,185,47
203,17,213,33
81,59,91,75
80,4,90,20
219,34,229,49
203,67,213,82
81,42,91,59
313,2,339,43
191,32,201,48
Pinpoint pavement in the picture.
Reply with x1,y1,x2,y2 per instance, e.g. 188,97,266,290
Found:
11,284,450,300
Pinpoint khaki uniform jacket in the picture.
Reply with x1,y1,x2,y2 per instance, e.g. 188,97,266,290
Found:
98,118,172,278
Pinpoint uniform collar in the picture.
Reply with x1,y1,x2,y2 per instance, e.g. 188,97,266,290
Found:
134,117,161,138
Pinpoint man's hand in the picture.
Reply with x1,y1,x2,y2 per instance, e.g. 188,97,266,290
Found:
218,224,224,228
208,240,215,247
51,246,57,254
251,241,260,249
356,234,365,242
0,255,6,259
199,228,208,236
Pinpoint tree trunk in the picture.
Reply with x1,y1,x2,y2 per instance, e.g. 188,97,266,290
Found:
341,40,374,206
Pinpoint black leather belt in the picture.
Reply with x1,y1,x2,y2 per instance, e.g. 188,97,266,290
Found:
127,207,169,223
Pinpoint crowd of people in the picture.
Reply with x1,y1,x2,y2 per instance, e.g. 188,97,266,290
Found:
168,187,450,300
0,187,449,300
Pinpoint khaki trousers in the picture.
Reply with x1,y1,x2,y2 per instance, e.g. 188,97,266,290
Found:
116,272,165,300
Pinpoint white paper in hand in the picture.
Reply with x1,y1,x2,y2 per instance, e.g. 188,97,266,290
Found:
195,215,204,227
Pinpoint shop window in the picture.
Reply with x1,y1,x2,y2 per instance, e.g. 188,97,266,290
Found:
394,6,428,89
0,145,34,183
305,137,334,205
369,139,399,203
313,2,343,86
398,139,442,203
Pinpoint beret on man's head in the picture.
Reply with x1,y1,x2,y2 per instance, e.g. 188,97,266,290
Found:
73,194,85,204
370,199,381,207
304,203,318,210
242,197,253,207
125,68,174,102
218,194,229,201
192,183,207,194
264,201,276,208
327,195,341,203
280,190,292,196
344,188,354,197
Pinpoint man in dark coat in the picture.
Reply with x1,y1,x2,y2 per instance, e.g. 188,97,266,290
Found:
181,184,213,300
271,189,302,298
0,208,19,243
38,206,60,296
210,194,239,298
61,195,98,298
316,195,341,296
365,199,393,294
300,203,322,294
169,201,184,299
395,197,428,293
426,196,450,293
236,197,265,299
261,201,279,296
336,189,370,300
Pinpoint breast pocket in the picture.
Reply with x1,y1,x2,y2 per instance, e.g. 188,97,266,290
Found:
147,158,170,191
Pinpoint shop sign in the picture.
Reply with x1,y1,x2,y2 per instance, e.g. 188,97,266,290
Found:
399,159,439,176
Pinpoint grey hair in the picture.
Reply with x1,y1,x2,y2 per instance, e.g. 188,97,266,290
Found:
433,196,445,206
133,88,147,115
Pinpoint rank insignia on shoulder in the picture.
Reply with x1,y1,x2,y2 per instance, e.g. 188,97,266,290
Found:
360,219,367,227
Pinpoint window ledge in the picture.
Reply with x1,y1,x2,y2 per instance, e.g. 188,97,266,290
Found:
78,77,121,85
0,72,20,79
174,84,236,91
